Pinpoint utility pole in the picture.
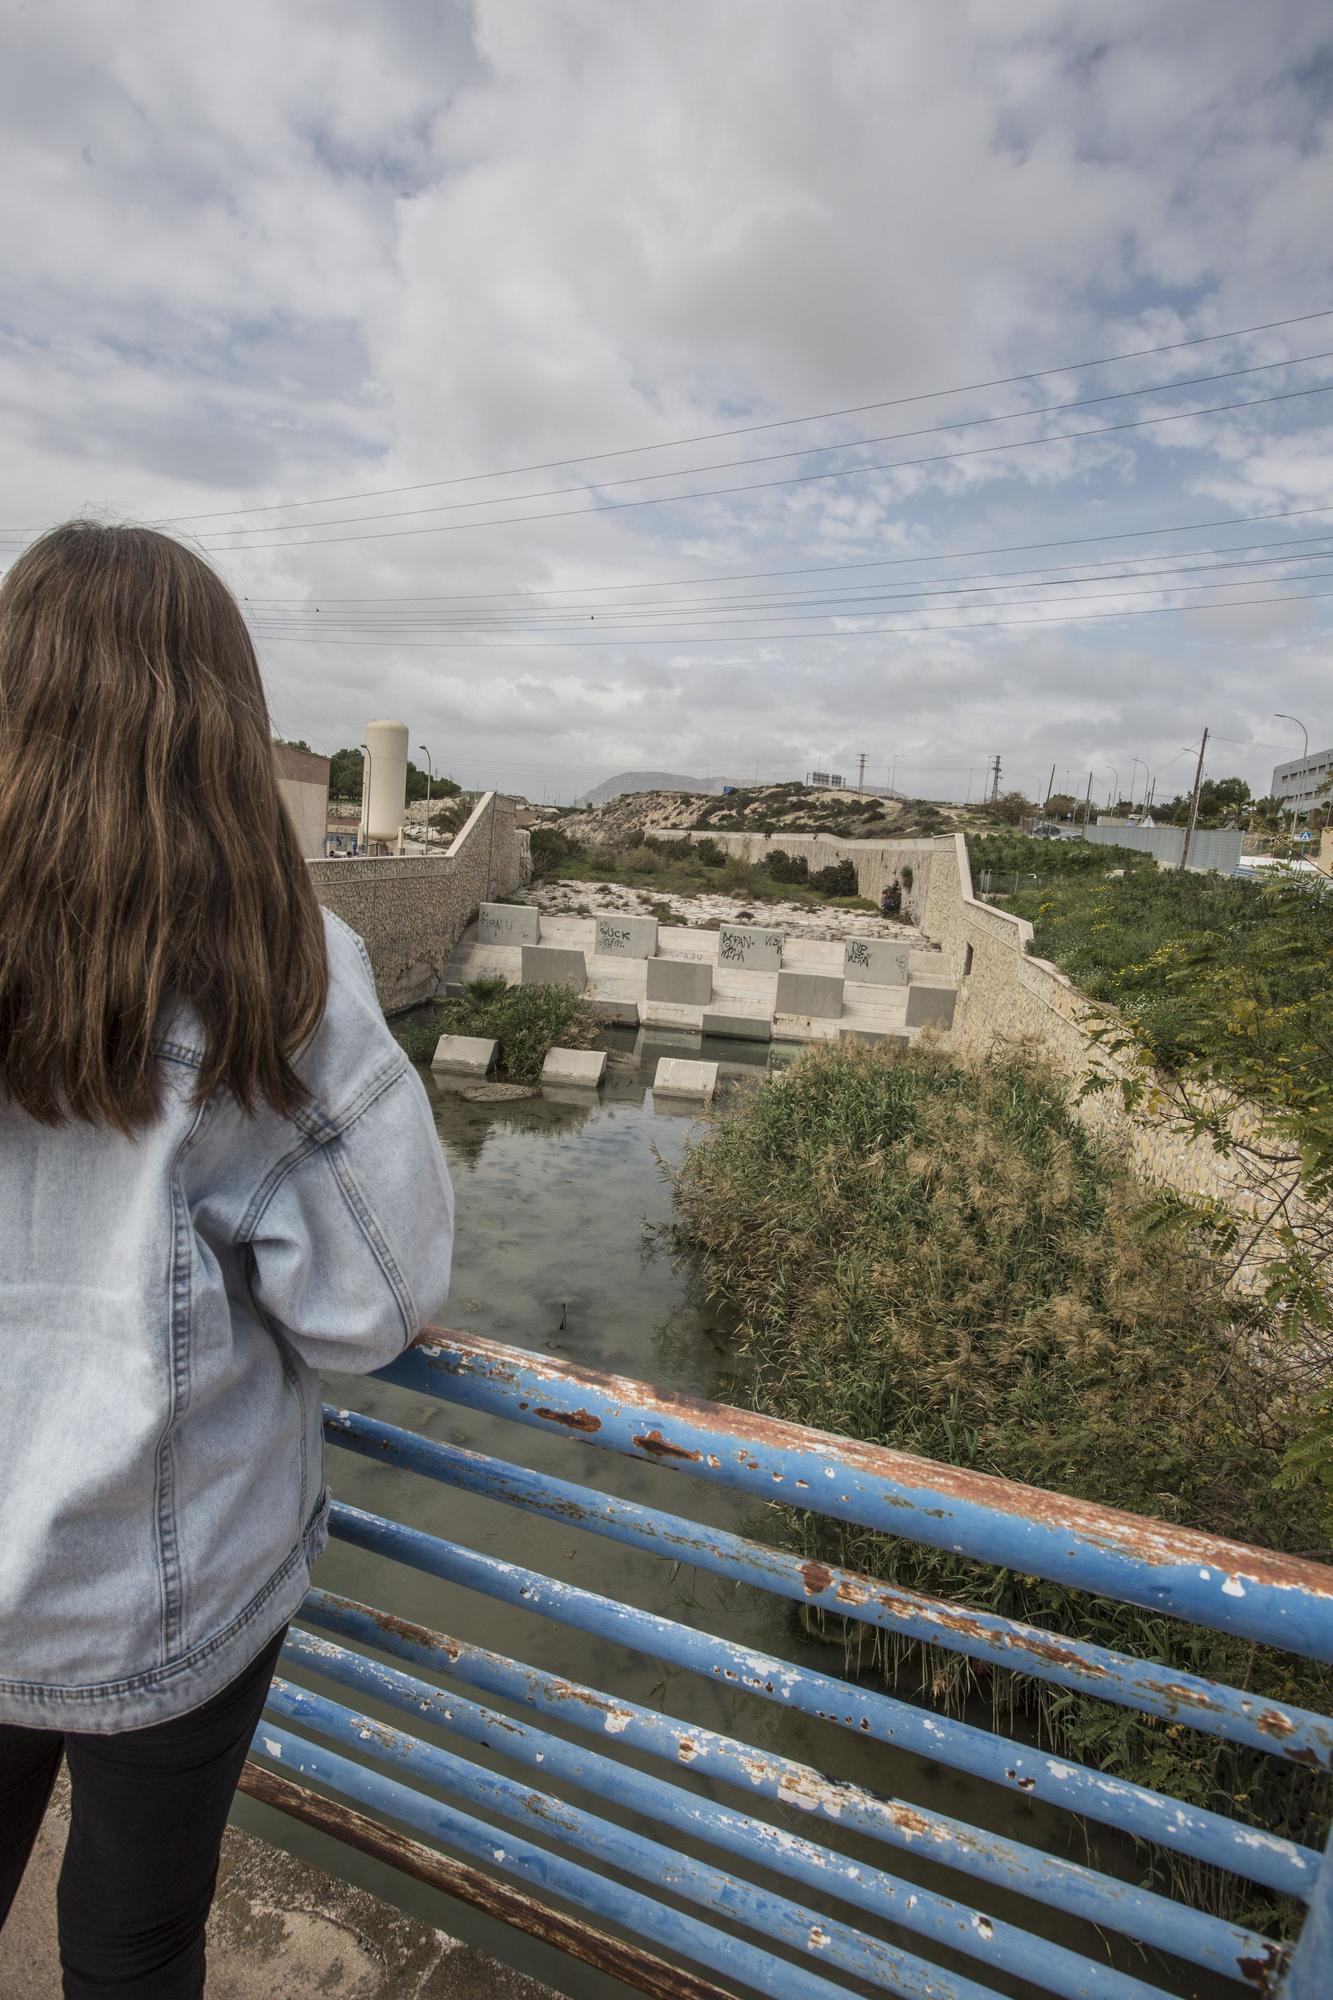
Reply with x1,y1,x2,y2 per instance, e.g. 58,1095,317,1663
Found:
418,743,433,850
857,750,867,794
990,754,1002,802
1082,771,1094,829
1178,728,1209,872
1044,761,1056,812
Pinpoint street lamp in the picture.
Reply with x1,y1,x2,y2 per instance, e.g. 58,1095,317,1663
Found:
418,743,433,849
1103,766,1120,811
1130,756,1148,812
358,742,371,855
1274,713,1309,836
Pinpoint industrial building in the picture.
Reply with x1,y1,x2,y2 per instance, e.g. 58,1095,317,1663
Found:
1270,743,1332,818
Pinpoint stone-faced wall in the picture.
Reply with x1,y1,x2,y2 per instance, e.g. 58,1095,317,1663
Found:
309,792,527,1013
649,827,937,922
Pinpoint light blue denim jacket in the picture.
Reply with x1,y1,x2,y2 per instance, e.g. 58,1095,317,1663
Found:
0,910,453,1732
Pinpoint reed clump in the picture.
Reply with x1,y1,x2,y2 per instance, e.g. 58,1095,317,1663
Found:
674,1040,1331,1924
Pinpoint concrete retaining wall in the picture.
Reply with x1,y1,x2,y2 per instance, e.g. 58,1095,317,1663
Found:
309,792,528,1013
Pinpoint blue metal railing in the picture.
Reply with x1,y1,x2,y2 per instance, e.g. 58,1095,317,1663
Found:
244,1329,1333,2000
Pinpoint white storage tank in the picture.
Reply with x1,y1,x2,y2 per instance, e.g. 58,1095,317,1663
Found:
361,720,409,845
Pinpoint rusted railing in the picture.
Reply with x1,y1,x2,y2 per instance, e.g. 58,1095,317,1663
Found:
245,1329,1333,1999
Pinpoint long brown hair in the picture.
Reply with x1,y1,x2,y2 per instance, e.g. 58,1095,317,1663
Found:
0,521,329,1129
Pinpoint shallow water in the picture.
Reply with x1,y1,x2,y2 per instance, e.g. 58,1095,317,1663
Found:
233,1057,1235,2000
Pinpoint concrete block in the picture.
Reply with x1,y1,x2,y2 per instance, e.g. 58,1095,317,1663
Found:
479,902,540,945
717,923,784,970
652,1057,719,1100
431,1034,498,1076
840,1026,909,1048
646,957,713,1005
775,970,844,1019
589,996,640,1026
843,938,909,985
904,982,958,1029
541,1047,607,1087
521,945,587,992
594,913,658,959
701,1008,772,1043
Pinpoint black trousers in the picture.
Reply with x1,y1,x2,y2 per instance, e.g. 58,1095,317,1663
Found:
0,1626,286,1998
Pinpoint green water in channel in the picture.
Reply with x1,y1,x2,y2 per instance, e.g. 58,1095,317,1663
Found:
230,1048,1236,2000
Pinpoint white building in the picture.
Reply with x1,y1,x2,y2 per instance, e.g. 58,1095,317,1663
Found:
1270,745,1332,817
273,742,331,858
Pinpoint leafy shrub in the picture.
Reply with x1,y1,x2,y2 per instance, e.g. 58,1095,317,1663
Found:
809,859,858,896
675,1042,1328,1923
765,848,810,884
694,836,727,867
396,977,600,1082
529,826,580,876
879,878,902,917
900,864,913,892
968,834,1333,1080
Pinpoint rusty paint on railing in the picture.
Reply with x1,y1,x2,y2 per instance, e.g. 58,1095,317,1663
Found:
238,1761,736,2000
389,1326,1333,1659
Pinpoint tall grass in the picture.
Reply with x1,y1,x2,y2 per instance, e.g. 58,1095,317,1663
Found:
673,1041,1330,1925
395,977,600,1081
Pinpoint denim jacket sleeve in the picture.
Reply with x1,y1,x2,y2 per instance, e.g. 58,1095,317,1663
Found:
243,914,454,1373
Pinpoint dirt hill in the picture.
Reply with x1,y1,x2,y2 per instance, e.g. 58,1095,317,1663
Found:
554,780,985,845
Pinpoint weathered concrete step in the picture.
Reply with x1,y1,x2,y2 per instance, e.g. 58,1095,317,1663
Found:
0,1778,563,1999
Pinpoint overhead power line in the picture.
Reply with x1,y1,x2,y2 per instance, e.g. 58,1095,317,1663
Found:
103,380,1333,555
233,505,1333,603
246,562,1333,635
243,546,1333,629
134,344,1333,540
245,582,1333,648
42,302,1333,528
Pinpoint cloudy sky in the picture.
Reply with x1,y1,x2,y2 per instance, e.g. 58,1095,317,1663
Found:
3,0,1332,804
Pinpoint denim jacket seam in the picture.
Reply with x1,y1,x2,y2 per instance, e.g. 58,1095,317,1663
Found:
0,1490,328,1708
153,1097,209,1664
326,1136,418,1344
151,1038,205,1070
234,1051,408,1245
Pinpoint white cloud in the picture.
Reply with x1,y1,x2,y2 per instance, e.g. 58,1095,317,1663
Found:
2,0,1332,799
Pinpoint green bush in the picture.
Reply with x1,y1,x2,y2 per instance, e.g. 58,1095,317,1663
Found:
809,859,858,896
694,836,727,867
967,834,1333,1082
395,977,600,1082
765,848,809,884
674,1042,1328,1924
529,826,578,876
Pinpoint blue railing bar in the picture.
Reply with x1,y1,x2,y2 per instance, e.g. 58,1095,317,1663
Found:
251,1722,905,2000
284,1624,1172,2000
329,1500,1321,1900
304,1588,1280,1987
1278,1828,1333,1997
326,1405,1333,1769
380,1333,1333,1663
262,1680,1007,2000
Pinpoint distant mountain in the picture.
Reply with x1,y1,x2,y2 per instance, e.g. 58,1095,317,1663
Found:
574,769,741,807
